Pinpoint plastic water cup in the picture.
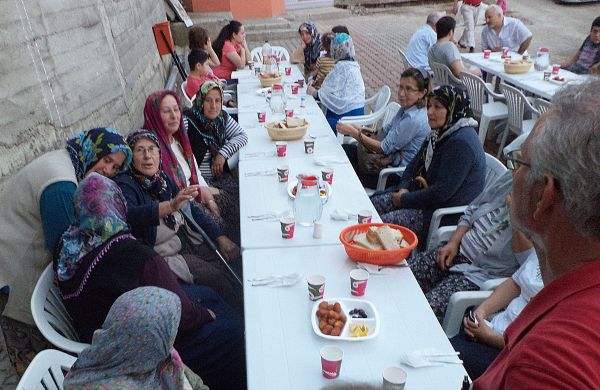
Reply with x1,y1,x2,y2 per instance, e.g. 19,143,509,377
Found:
383,366,407,389
357,210,372,224
280,217,295,239
320,346,343,379
350,269,369,296
276,141,287,157
277,165,289,182
307,275,325,300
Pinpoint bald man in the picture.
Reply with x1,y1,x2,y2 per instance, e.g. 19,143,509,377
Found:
481,5,532,54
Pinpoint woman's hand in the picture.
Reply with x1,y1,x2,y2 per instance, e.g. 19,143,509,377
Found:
216,236,240,261
436,240,459,271
392,189,409,208
170,185,200,212
463,309,497,345
211,154,227,177
200,187,221,217
335,122,358,137
306,85,317,97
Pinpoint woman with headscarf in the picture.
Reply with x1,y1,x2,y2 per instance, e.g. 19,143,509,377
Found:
0,128,131,325
55,173,246,390
115,130,241,305
184,80,248,240
370,85,486,241
306,33,365,133
298,21,322,75
64,286,209,390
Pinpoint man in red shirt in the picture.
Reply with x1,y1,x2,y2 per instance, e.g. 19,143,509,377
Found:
474,79,600,389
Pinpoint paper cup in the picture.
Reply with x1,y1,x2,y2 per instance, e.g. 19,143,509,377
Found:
350,269,369,296
320,345,343,379
277,165,289,182
307,275,325,300
285,66,292,76
483,49,491,59
247,61,254,70
501,47,509,58
280,217,295,239
276,141,287,157
357,210,372,224
254,66,261,76
552,64,560,74
321,167,334,185
304,138,315,154
257,111,266,123
383,366,407,389
285,108,294,118
297,79,305,87
292,85,299,95
543,71,552,81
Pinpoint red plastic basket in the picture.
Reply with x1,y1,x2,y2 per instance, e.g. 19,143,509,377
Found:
339,223,418,265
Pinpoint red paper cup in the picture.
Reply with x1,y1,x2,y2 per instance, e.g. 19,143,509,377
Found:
483,49,491,59
552,64,560,74
320,346,343,379
304,138,315,154
276,141,287,157
285,108,294,118
321,167,334,185
307,275,325,300
501,47,509,58
280,217,295,239
297,79,305,87
277,165,289,182
357,210,372,224
350,269,369,296
257,112,266,123
285,66,292,76
292,85,299,95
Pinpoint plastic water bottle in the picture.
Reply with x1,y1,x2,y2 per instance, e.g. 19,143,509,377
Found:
534,48,550,71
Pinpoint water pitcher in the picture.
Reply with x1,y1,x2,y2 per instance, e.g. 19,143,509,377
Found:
293,174,323,227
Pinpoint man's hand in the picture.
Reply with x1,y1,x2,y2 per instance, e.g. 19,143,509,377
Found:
392,189,409,208
211,154,226,177
436,240,459,271
216,236,240,261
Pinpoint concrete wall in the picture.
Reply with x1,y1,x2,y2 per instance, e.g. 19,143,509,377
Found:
0,0,169,188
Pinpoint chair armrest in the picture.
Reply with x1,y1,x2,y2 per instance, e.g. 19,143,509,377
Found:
483,81,505,102
227,150,239,171
376,167,405,192
480,277,508,291
426,206,468,250
428,225,457,250
442,290,493,338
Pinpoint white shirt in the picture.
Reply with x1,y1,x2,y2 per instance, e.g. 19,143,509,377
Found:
171,139,208,187
481,16,532,52
406,25,437,69
487,252,543,334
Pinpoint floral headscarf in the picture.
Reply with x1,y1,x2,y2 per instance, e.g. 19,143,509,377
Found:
56,173,129,282
331,33,355,62
63,287,194,390
184,81,228,160
126,130,168,199
143,90,201,196
299,21,321,72
66,127,132,182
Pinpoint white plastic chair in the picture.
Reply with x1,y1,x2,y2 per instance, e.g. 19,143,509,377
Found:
430,62,463,87
497,83,539,158
425,153,507,251
16,349,77,390
337,85,391,144
398,48,412,70
250,46,290,64
460,72,508,145
533,98,552,116
31,264,90,354
181,80,194,108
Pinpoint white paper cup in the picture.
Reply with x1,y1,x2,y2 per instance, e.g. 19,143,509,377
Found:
357,210,372,224
307,275,325,300
304,138,315,154
383,366,407,389
277,165,289,182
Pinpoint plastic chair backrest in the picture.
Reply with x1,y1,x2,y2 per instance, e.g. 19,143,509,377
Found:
534,98,552,115
180,81,194,108
500,83,537,135
31,264,89,354
430,62,462,87
382,102,401,128
459,72,487,118
250,46,291,64
16,349,77,390
398,49,412,70
484,152,508,185
365,85,391,115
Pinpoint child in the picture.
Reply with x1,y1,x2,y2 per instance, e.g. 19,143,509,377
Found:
185,49,218,99
310,32,336,89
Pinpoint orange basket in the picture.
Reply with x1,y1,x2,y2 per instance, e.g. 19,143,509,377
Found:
339,223,418,265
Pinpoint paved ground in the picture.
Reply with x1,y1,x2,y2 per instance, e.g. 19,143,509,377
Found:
2,0,599,386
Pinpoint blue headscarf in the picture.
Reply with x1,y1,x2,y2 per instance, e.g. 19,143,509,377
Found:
331,33,355,62
66,127,132,181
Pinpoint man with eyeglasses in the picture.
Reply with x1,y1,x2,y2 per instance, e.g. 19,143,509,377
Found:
474,79,600,389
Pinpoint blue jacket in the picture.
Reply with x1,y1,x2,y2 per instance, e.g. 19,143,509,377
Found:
114,173,224,246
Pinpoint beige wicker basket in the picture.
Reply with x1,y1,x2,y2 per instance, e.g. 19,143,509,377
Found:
259,73,283,87
265,119,309,141
503,60,533,74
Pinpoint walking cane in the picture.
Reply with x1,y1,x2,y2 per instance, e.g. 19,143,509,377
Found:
180,203,243,286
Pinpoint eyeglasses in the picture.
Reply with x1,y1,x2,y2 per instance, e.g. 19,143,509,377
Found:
398,85,421,94
505,150,531,171
133,146,160,155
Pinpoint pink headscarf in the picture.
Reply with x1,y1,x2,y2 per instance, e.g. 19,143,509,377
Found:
143,90,201,200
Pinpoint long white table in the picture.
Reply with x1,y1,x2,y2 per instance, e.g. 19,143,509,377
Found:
243,245,468,389
461,51,585,100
